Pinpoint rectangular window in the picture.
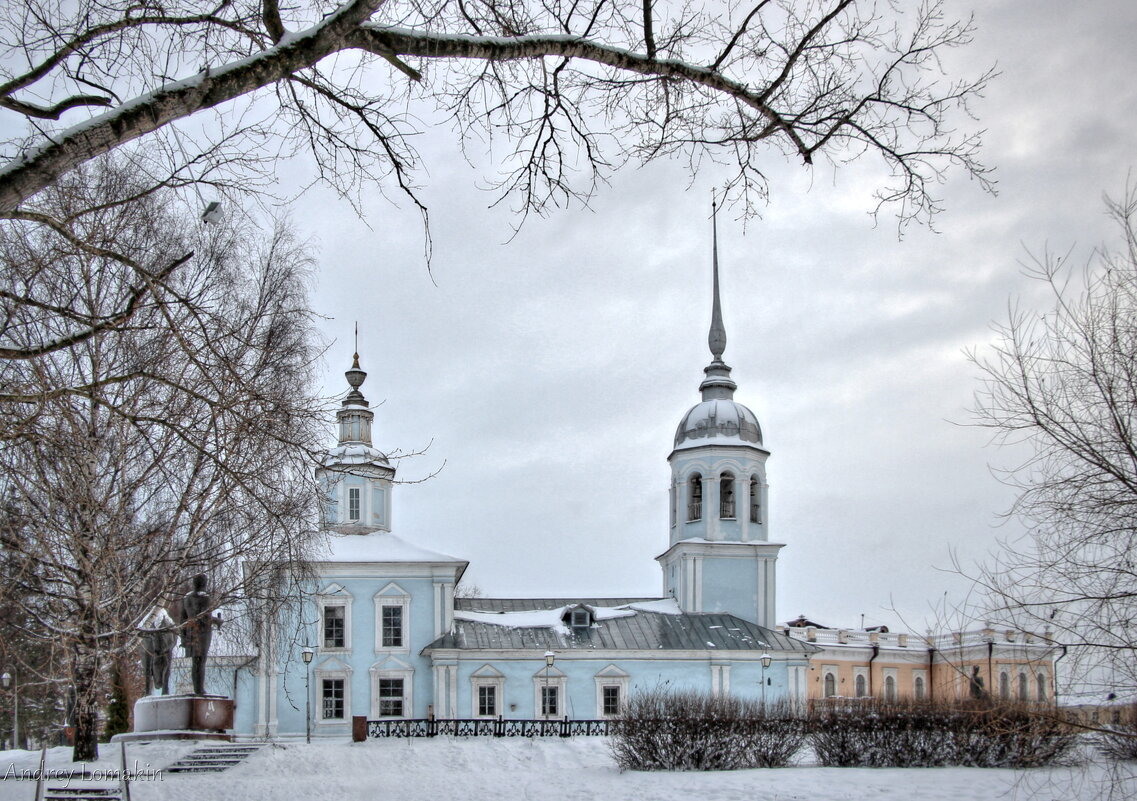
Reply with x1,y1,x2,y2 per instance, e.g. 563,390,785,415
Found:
323,605,345,649
541,685,558,717
381,605,403,647
602,685,620,716
478,685,497,717
322,678,344,719
378,678,404,717
348,487,361,521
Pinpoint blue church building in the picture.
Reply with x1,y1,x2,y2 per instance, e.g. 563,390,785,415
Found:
222,222,815,738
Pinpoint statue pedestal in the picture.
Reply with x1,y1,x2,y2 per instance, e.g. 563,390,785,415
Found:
112,694,234,742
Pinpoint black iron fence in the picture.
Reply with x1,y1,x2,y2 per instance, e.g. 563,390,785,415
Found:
363,717,611,739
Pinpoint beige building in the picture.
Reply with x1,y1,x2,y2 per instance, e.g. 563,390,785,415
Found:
780,618,1060,704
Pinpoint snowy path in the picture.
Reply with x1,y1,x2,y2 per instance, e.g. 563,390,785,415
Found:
1,738,1130,801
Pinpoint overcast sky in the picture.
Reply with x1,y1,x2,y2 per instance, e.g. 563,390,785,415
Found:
297,1,1137,632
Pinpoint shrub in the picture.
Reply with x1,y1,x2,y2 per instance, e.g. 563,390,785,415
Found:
807,699,1077,768
1097,722,1137,761
609,689,805,771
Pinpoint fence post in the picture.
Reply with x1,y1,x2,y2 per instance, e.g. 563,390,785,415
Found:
352,716,367,742
561,715,569,738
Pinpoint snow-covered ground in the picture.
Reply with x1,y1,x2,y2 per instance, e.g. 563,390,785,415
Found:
1,738,1133,801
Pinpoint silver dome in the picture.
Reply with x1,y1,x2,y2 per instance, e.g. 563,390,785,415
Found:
674,398,763,449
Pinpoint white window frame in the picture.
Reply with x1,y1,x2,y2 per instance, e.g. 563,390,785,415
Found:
913,669,928,701
470,665,505,719
853,666,869,698
314,657,352,724
882,667,898,702
373,583,410,654
532,666,567,720
822,665,838,698
369,660,414,719
316,583,353,653
593,665,629,719
348,486,361,521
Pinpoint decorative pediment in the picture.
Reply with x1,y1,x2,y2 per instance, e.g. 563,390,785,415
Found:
319,582,351,597
315,655,352,673
471,664,505,679
531,665,566,680
369,654,413,673
595,664,630,679
374,582,409,600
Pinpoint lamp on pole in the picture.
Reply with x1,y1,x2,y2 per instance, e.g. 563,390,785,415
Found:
301,647,314,744
543,651,555,719
759,654,772,706
1,671,16,750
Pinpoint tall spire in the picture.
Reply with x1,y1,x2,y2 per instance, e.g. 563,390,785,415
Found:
708,198,727,362
700,196,737,401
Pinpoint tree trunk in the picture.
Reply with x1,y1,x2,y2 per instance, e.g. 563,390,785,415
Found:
71,644,100,762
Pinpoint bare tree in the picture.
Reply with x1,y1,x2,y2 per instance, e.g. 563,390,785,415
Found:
0,157,325,761
0,0,992,225
970,187,1137,707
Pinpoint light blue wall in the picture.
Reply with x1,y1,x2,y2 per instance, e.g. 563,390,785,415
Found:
700,557,759,617
448,656,799,718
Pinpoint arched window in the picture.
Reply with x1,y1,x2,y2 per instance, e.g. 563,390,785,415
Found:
999,671,1010,700
855,674,867,698
1017,672,1028,702
719,472,735,518
1036,672,1047,701
914,676,926,701
749,476,761,523
824,672,836,698
884,675,897,702
687,474,702,521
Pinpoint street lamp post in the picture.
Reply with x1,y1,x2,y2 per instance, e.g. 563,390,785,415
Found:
301,647,314,744
1,671,17,750
759,654,772,706
543,651,555,719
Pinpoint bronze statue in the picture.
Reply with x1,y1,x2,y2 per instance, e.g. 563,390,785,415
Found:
968,665,986,700
178,574,221,695
139,607,176,695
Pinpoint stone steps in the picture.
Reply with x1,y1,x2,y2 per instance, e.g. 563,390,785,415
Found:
163,743,263,774
43,786,121,801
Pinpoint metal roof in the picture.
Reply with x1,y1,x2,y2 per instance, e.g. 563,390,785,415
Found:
424,597,817,654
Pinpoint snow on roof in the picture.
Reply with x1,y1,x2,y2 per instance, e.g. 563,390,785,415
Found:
453,599,682,633
316,532,466,564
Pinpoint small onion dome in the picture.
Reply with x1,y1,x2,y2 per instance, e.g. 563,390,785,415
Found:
674,398,763,449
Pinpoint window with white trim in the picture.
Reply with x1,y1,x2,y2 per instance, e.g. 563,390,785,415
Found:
688,474,702,521
470,665,505,719
593,665,629,719
749,475,761,523
601,686,620,716
316,584,352,652
314,657,352,724
322,678,345,720
1036,672,1047,701
377,678,405,717
323,605,346,649
541,685,559,717
373,583,409,653
719,472,736,518
478,685,498,717
348,487,361,521
533,666,566,720
381,605,403,647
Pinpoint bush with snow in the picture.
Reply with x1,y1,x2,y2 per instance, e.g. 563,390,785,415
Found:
609,689,805,771
808,700,1077,768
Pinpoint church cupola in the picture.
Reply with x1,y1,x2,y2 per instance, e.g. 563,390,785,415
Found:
338,352,376,447
657,204,783,628
318,351,396,534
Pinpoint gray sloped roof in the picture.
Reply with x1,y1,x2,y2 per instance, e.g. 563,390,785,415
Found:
423,597,817,655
